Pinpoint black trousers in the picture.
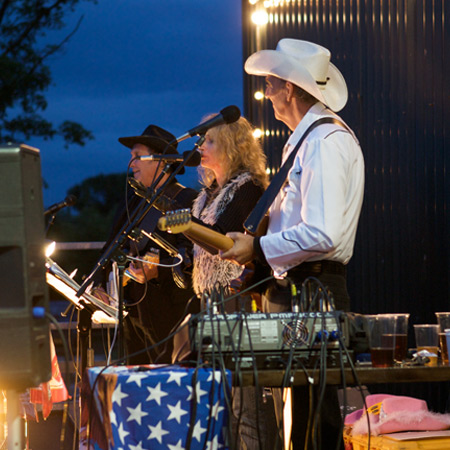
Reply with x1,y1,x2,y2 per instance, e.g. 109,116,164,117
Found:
263,269,349,450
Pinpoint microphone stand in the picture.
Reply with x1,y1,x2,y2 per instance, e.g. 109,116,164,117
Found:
76,136,204,362
45,213,57,234
77,300,97,375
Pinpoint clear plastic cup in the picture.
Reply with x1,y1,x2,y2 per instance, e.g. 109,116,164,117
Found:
414,324,439,366
435,313,450,364
366,314,410,367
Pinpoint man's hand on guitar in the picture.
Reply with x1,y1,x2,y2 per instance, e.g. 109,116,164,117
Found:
220,232,255,266
125,251,160,284
126,261,158,284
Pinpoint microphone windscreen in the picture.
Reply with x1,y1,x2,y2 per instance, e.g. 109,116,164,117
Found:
183,150,201,167
65,194,77,206
220,105,241,124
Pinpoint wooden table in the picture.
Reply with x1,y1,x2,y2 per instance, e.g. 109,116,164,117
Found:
237,364,450,386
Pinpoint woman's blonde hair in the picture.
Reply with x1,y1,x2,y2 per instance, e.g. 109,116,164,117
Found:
199,115,268,188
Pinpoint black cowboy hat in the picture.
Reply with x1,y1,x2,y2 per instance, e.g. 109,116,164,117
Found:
118,124,178,154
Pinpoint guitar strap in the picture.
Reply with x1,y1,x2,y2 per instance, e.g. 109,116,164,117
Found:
151,180,187,212
163,181,185,201
244,117,350,234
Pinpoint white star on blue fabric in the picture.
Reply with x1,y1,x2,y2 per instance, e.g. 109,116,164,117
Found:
192,419,207,442
112,383,128,407
117,422,130,445
148,420,169,444
126,373,147,388
207,371,222,383
127,403,148,425
108,366,129,373
167,400,189,423
186,382,208,402
168,439,185,450
210,399,225,420
206,434,223,449
129,441,145,450
166,370,188,386
87,366,231,450
146,382,168,405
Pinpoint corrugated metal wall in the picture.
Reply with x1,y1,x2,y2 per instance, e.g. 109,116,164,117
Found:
242,0,450,410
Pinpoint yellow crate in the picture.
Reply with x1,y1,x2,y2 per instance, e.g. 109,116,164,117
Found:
351,432,450,450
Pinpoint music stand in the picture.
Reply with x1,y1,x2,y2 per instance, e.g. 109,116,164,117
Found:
46,257,124,373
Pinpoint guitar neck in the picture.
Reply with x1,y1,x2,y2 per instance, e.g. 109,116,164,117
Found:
185,222,234,252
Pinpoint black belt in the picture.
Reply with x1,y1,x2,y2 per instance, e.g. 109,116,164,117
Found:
287,260,346,278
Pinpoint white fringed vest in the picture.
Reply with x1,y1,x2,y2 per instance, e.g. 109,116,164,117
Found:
192,172,252,295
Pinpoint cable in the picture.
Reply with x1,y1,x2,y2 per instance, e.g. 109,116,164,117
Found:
202,306,222,450
185,364,199,450
334,321,372,449
212,287,236,448
241,310,264,450
312,315,328,450
127,253,183,268
106,310,119,366
290,277,339,449
82,279,272,449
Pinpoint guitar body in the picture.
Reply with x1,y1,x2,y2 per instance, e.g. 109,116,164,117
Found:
252,214,269,237
158,209,271,304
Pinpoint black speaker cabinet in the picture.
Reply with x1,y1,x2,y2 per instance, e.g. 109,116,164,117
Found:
0,143,51,390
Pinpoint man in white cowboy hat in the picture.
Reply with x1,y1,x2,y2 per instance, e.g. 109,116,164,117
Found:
221,39,365,448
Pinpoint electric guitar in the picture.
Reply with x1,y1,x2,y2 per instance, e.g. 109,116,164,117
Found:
157,209,271,300
157,209,234,252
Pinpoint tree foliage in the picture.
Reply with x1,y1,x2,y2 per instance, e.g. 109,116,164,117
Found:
0,0,96,146
47,172,128,279
48,172,128,242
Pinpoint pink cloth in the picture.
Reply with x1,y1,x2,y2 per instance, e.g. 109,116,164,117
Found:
345,394,450,436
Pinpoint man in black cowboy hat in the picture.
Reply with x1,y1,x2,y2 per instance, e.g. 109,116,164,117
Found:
95,124,198,364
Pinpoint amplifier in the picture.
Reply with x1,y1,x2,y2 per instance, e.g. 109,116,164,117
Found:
189,311,351,369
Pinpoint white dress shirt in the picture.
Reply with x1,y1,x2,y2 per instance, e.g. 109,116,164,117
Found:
260,102,365,277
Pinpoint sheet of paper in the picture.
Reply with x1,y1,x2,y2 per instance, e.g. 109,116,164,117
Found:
107,261,119,309
382,430,450,440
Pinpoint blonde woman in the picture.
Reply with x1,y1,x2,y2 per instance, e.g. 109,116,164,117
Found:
190,115,271,449
191,115,268,298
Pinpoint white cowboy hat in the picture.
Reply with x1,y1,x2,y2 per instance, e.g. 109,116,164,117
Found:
245,39,348,112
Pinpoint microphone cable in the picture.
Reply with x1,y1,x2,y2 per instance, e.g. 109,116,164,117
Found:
241,309,265,450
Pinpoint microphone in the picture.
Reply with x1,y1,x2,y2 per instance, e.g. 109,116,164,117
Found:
44,195,77,216
173,105,241,143
139,150,201,167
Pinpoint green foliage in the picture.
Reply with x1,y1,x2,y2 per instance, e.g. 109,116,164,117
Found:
58,120,93,148
0,0,96,146
48,172,128,241
68,172,129,217
47,172,127,279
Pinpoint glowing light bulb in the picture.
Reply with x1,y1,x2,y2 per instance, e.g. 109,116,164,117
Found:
254,91,264,100
251,10,269,25
45,241,56,257
253,128,263,138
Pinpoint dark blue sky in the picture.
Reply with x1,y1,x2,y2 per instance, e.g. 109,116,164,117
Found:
31,0,243,207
